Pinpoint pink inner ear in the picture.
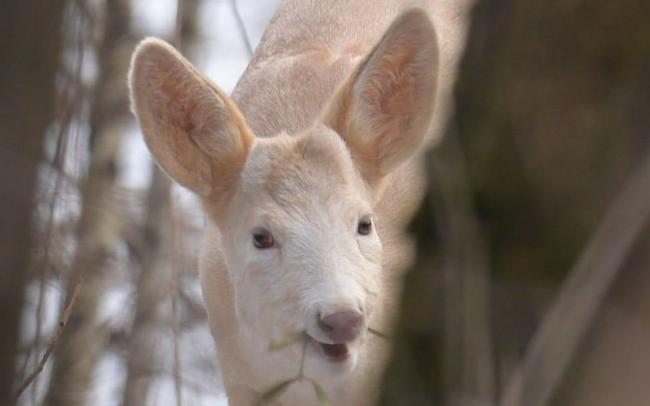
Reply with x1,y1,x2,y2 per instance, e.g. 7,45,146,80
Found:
318,9,437,186
156,72,202,140
360,50,417,120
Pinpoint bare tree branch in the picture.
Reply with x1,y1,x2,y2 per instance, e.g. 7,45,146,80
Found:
44,0,133,403
229,0,253,57
0,0,66,402
170,196,185,406
430,133,496,406
14,270,85,402
502,155,650,406
121,168,173,406
122,2,199,404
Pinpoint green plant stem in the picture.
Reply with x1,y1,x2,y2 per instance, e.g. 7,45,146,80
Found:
297,336,308,379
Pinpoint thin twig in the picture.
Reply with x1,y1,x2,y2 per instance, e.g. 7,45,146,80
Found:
368,327,392,340
14,270,86,402
430,133,495,405
171,288,183,406
171,6,184,405
171,296,183,406
27,125,71,404
229,0,253,57
170,196,184,406
14,1,91,400
30,272,47,404
298,336,308,379
501,154,650,406
174,0,185,50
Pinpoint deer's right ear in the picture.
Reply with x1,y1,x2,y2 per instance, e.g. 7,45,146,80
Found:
321,9,437,190
129,38,254,196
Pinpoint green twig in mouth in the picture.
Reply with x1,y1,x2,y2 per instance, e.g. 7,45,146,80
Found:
298,335,308,378
257,326,389,405
368,327,391,340
268,331,306,352
254,379,296,406
257,333,331,405
308,378,330,406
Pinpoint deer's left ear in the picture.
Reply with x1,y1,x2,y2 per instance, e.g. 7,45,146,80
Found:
322,9,438,187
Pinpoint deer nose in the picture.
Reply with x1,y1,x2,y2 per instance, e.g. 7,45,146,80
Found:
317,310,364,343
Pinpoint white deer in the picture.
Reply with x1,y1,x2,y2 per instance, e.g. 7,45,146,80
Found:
129,0,470,404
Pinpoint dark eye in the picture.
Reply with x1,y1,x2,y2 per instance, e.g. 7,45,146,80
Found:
253,228,274,249
357,216,373,235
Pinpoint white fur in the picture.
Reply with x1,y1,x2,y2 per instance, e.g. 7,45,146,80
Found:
129,0,473,404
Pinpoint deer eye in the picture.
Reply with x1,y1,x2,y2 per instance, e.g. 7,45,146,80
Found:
357,216,373,236
252,228,274,249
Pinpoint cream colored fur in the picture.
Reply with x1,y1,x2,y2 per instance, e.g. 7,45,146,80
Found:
129,1,472,404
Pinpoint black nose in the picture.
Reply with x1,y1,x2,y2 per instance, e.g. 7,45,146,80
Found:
318,311,364,343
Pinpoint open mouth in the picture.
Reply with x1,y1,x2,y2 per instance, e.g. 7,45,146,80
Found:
308,336,350,362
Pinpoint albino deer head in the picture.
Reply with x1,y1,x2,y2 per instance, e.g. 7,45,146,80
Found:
129,9,437,381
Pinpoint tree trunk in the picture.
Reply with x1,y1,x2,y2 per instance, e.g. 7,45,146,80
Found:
0,0,66,402
121,1,201,404
379,0,650,404
121,169,172,406
44,1,133,404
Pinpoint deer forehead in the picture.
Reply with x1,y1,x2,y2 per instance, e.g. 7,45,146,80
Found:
239,128,371,211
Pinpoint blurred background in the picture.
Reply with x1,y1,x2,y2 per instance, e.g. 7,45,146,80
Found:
1,0,280,405
1,0,649,406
